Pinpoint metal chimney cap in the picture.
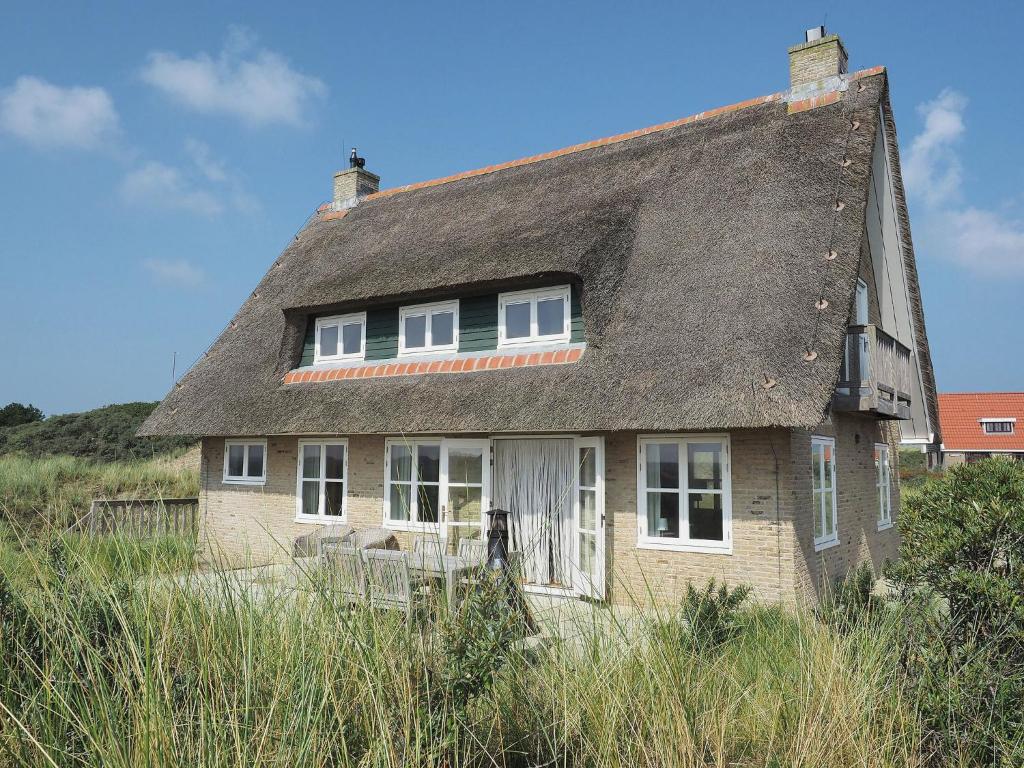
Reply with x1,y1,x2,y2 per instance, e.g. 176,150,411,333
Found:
805,25,826,43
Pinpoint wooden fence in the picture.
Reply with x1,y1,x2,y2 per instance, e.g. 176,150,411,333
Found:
71,498,200,538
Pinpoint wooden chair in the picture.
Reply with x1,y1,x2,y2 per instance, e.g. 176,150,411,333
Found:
361,549,419,619
320,543,366,604
456,537,488,565
412,534,447,558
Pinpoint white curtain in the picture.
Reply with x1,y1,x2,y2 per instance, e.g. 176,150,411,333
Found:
493,439,575,587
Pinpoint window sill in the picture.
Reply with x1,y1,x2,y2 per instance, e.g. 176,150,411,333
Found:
876,521,895,532
814,537,840,552
636,538,732,555
497,336,571,351
222,477,266,486
383,520,444,533
294,515,348,525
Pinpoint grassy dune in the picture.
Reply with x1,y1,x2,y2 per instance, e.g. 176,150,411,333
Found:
0,536,923,768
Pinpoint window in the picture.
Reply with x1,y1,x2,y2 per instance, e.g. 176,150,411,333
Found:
637,436,731,552
223,440,266,484
314,313,366,363
384,439,489,536
386,440,442,527
296,440,348,521
399,301,459,355
812,437,838,550
497,285,571,347
981,419,1015,434
875,444,892,530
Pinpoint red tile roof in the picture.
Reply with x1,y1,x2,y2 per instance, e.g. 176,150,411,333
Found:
938,393,1024,452
283,347,583,385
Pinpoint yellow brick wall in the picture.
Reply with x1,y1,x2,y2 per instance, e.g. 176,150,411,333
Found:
199,423,899,605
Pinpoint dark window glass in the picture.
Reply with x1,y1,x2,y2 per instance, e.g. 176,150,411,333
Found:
418,484,439,523
687,443,721,490
505,302,530,338
417,445,441,483
302,481,320,517
689,493,723,541
325,482,344,517
246,444,264,478
325,444,345,480
537,296,564,336
342,322,362,355
432,311,454,346
320,325,338,357
227,444,245,477
404,314,426,348
647,492,679,537
302,444,321,479
645,443,679,489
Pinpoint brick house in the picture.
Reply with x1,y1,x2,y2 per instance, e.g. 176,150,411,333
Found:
141,29,940,606
938,393,1024,467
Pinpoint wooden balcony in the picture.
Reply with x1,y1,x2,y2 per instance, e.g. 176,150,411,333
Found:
832,324,912,420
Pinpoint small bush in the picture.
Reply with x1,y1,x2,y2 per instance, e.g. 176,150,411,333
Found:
655,579,752,654
888,457,1024,765
819,562,885,633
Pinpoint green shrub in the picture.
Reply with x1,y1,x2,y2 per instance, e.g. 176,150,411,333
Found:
0,402,191,462
819,562,885,633
887,457,1024,765
655,579,752,654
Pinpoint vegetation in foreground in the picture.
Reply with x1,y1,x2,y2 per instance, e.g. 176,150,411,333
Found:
0,456,1019,767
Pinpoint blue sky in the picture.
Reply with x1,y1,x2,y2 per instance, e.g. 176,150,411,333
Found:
1,1,1022,415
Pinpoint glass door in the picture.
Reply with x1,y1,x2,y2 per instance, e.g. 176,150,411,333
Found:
444,439,490,554
573,437,605,599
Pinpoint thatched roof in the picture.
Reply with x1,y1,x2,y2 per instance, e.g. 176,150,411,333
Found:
141,69,935,437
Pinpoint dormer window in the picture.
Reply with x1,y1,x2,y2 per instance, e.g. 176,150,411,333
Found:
981,419,1015,435
315,312,366,363
399,300,459,355
498,285,571,348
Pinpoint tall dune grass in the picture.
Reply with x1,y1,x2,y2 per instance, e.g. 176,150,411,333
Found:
0,535,924,768
0,452,199,529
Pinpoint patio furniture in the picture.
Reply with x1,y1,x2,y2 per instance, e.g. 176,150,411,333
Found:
349,527,399,550
294,524,354,558
456,537,487,564
406,552,480,607
362,549,420,618
320,543,366,603
412,534,447,558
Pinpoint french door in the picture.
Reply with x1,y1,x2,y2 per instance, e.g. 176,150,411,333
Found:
491,436,605,600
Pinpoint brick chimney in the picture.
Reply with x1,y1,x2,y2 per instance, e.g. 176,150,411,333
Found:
788,27,848,88
332,148,379,209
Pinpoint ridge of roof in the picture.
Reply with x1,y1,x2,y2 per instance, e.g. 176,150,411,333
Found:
939,392,1024,398
358,66,886,204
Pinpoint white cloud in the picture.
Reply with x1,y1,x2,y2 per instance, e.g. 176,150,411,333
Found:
120,161,224,217
143,258,206,288
905,89,1024,278
119,140,259,217
0,76,119,149
140,27,326,127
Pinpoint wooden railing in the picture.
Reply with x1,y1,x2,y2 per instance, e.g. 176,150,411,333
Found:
70,498,200,538
833,324,912,420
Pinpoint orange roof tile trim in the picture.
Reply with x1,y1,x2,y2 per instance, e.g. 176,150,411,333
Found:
354,67,886,203
284,347,584,385
938,392,1024,452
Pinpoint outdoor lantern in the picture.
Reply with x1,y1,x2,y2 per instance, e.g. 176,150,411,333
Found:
485,507,510,572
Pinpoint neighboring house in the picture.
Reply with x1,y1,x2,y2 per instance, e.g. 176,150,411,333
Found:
938,393,1024,467
141,28,940,607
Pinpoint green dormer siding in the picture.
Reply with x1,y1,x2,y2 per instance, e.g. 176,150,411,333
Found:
297,285,583,367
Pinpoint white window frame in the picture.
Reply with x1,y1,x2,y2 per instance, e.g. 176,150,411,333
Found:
398,300,460,356
294,439,349,523
636,434,732,554
875,443,892,531
980,418,1016,435
384,438,445,532
314,312,366,364
222,439,267,485
497,285,571,348
812,436,839,551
